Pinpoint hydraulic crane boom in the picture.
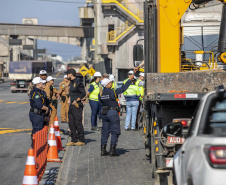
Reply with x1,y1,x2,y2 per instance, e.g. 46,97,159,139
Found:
146,0,226,73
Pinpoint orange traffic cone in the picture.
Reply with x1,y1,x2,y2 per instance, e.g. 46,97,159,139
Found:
47,124,61,162
22,149,38,185
118,100,121,116
54,117,65,151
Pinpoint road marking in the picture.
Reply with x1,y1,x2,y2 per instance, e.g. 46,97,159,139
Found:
0,100,29,104
0,128,32,134
55,71,61,77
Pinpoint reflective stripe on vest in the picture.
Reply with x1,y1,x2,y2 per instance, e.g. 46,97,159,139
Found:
89,82,100,101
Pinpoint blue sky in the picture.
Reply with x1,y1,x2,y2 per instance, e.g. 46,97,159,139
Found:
0,0,86,61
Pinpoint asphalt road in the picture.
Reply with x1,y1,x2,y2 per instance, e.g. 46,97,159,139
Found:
0,72,64,185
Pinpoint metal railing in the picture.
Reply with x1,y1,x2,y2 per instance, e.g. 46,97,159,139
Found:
108,21,135,43
102,0,143,22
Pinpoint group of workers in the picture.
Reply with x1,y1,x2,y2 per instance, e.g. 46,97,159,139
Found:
87,70,145,156
29,67,145,156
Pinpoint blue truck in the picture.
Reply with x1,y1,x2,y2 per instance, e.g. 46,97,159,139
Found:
9,61,52,93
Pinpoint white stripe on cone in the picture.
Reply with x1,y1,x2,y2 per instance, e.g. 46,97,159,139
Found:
26,156,36,165
49,127,55,133
54,121,59,126
48,140,57,146
22,176,38,184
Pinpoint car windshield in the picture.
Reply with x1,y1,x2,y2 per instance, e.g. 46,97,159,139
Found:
203,97,226,136
211,99,226,121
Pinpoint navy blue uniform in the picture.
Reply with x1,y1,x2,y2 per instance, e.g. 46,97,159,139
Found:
29,87,46,136
100,80,131,146
68,78,86,143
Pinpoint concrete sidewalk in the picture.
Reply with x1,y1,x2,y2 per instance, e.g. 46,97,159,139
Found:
55,105,153,185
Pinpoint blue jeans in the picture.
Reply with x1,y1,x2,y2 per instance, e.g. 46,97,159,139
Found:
89,100,100,127
124,101,139,129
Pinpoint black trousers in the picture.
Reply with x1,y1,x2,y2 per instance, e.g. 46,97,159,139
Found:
68,105,85,142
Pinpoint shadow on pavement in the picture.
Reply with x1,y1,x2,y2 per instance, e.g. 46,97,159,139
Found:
85,138,96,144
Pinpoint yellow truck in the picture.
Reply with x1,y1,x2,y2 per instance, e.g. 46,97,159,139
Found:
134,0,226,184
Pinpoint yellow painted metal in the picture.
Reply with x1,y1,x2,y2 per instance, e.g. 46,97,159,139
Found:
153,121,156,127
156,147,159,152
154,130,157,135
102,0,143,22
157,0,192,73
139,68,144,72
107,21,135,43
144,126,146,134
219,52,226,64
155,140,158,145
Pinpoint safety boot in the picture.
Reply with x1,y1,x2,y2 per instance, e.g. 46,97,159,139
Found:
109,144,119,157
74,141,85,146
101,145,108,156
66,142,76,146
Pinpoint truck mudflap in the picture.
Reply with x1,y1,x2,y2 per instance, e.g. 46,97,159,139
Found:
146,69,226,94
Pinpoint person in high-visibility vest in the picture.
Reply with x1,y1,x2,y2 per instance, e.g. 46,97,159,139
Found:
87,71,102,131
135,73,145,128
123,70,141,131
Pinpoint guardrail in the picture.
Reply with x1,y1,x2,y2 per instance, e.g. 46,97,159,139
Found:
102,0,143,23
108,21,135,43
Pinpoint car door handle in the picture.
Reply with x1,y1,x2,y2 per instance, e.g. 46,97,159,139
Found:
181,150,185,154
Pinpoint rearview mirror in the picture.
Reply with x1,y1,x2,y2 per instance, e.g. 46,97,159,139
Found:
133,44,144,67
163,122,183,137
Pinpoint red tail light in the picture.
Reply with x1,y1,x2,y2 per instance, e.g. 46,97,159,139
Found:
209,146,226,165
173,118,191,127
11,82,16,85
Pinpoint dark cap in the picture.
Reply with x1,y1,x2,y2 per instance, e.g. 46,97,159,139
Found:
67,69,76,76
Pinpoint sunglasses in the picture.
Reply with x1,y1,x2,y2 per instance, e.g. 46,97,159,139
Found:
40,74,47,76
128,74,133,75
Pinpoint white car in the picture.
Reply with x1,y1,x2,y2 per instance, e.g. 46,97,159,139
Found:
117,81,126,115
174,86,226,185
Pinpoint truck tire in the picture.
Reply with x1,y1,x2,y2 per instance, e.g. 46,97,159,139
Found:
11,90,17,93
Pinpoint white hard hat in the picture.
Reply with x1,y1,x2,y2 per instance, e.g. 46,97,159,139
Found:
47,76,56,82
101,78,112,87
94,71,102,77
139,72,145,77
109,74,114,81
39,70,47,75
128,70,134,75
32,77,43,85
64,75,67,78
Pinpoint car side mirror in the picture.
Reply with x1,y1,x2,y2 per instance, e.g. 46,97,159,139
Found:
163,122,183,137
133,44,144,67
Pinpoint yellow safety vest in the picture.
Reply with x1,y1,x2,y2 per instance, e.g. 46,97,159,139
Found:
139,86,144,101
89,81,100,101
111,81,117,90
123,79,140,97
